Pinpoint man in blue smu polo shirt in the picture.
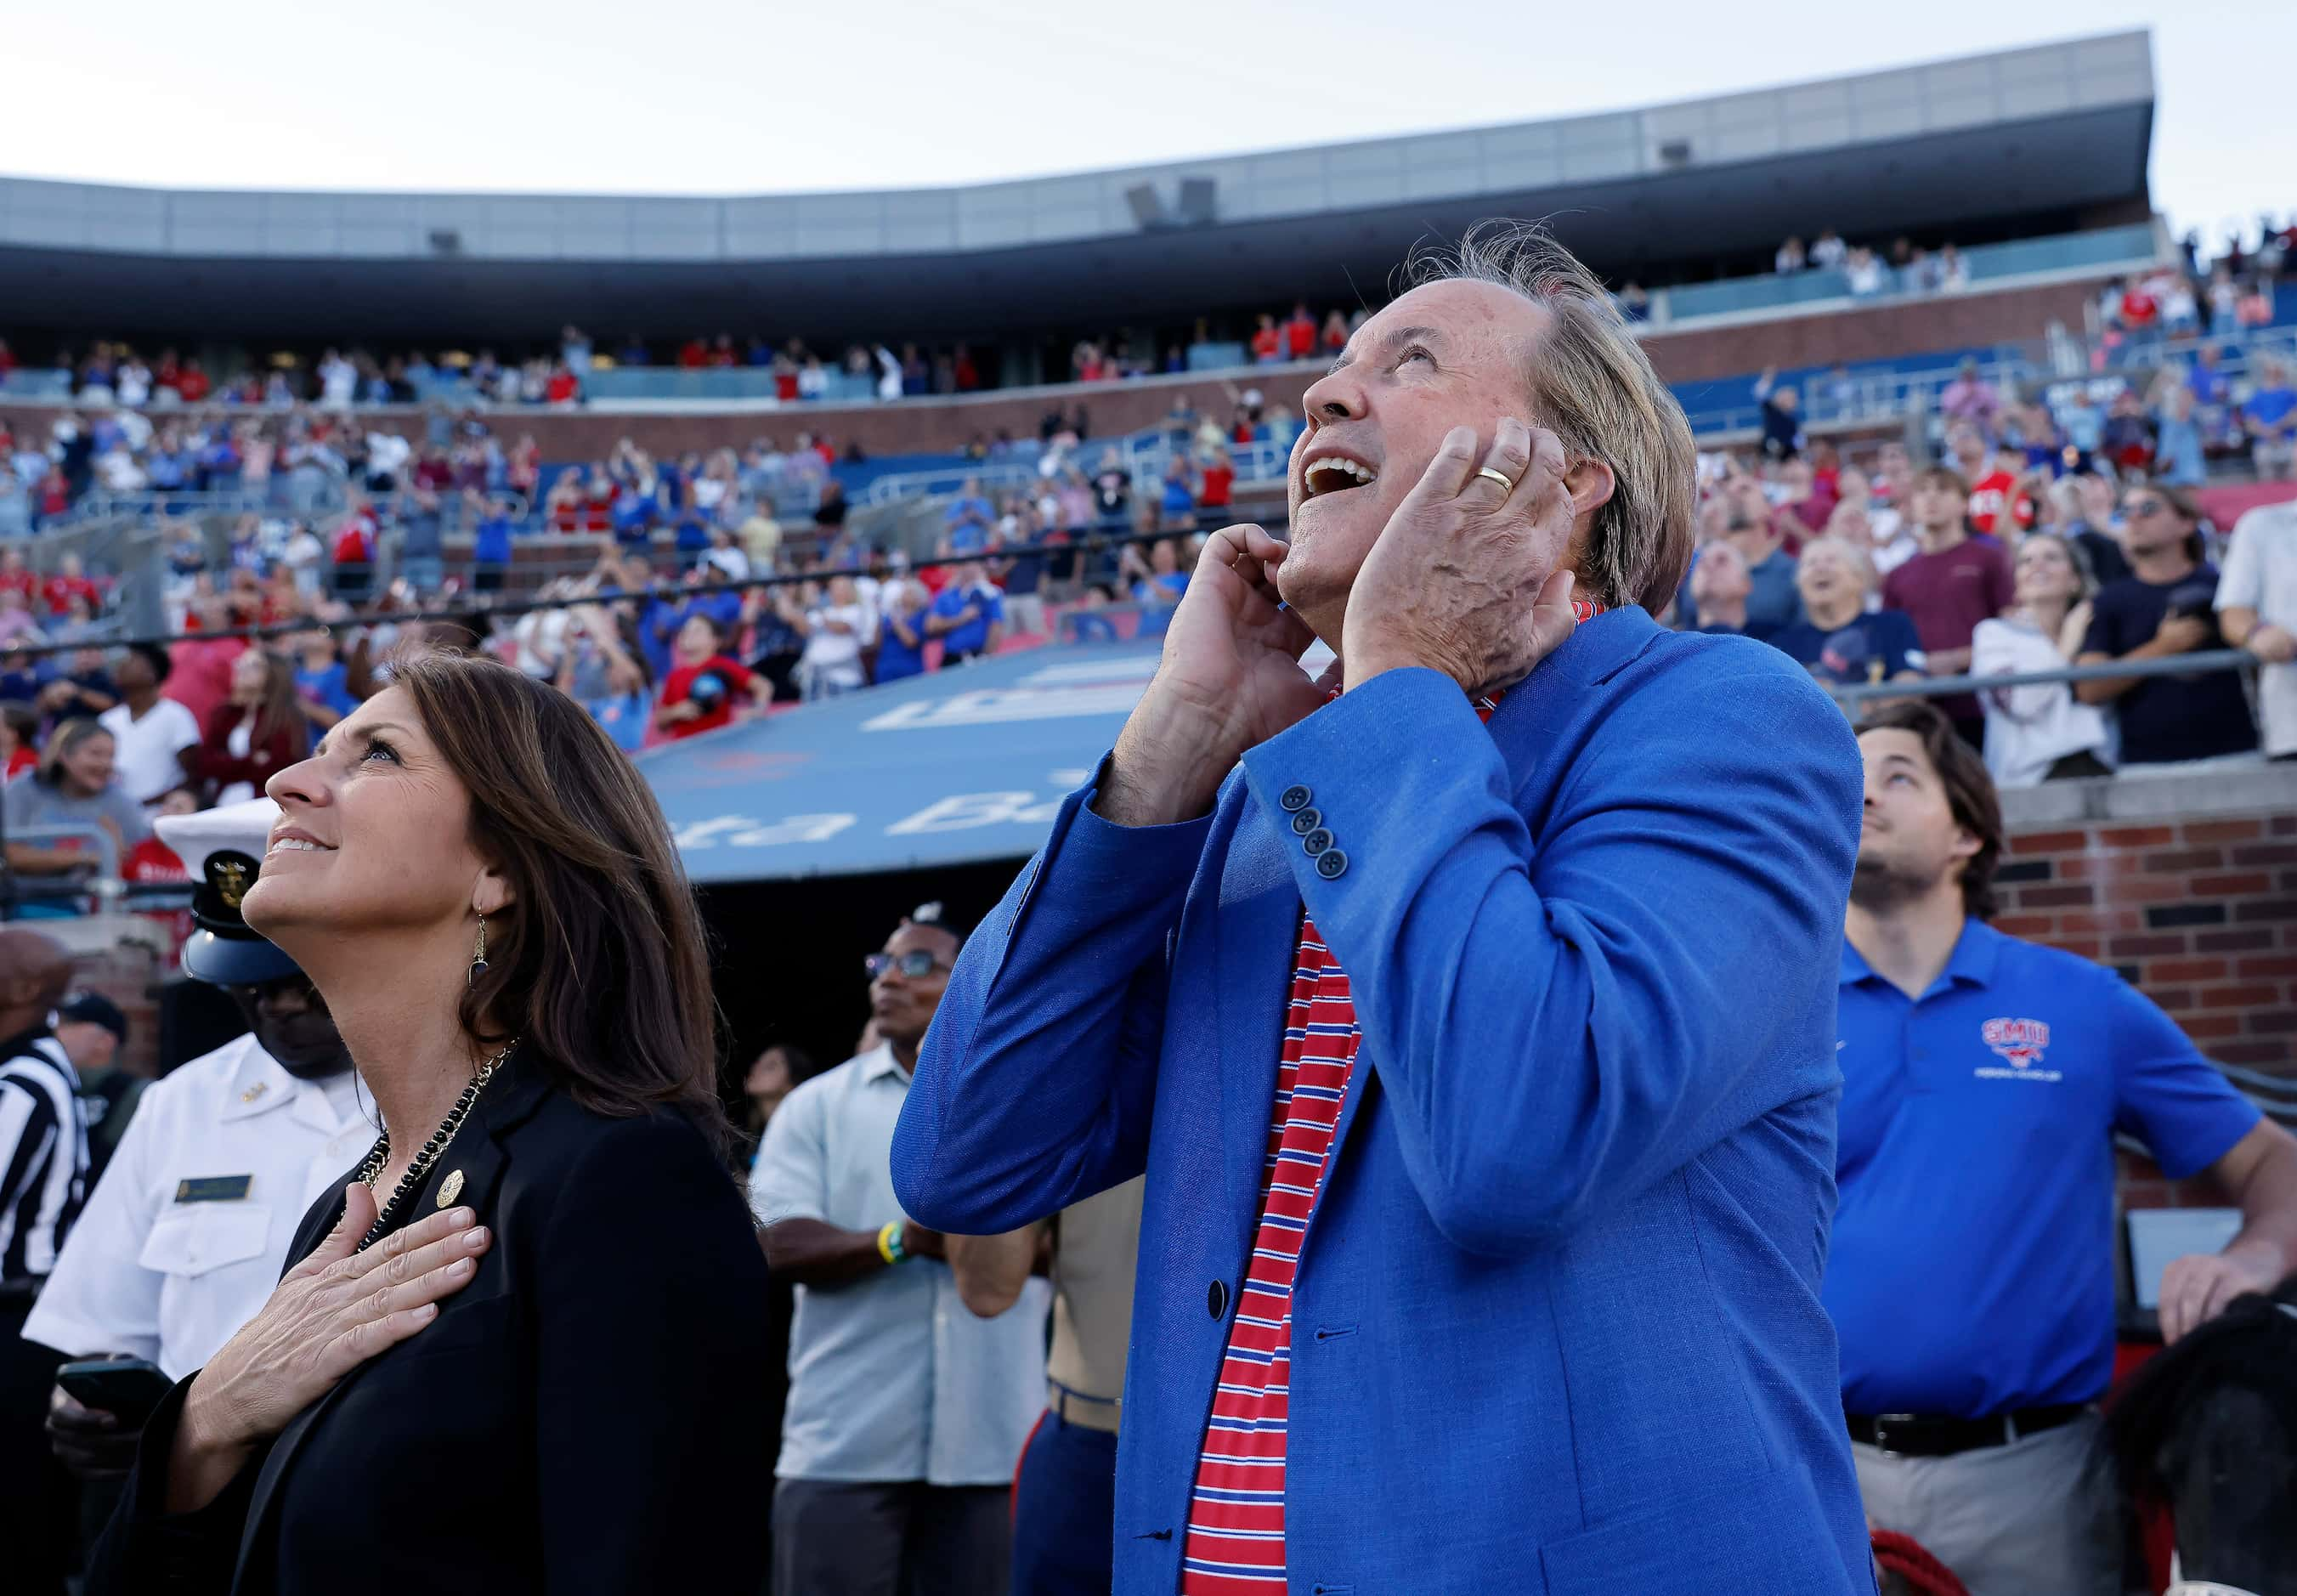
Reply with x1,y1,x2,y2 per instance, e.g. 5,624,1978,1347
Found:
1830,703,2297,1595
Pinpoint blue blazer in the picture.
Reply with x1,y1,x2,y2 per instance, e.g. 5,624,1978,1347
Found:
893,608,1876,1594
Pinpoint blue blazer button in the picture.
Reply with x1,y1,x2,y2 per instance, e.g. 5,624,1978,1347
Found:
1290,808,1321,835
1316,849,1349,880
1279,784,1313,812
1302,829,1333,857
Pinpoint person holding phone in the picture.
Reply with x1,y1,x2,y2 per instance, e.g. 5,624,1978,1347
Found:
83,652,771,1596
25,800,368,1548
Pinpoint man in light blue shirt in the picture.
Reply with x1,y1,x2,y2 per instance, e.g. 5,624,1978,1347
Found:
751,905,1047,1596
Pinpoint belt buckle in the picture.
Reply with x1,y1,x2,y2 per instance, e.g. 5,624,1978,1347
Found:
1870,1413,1921,1456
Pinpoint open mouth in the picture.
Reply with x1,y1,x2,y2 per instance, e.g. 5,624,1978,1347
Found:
266,838,335,857
1300,456,1379,500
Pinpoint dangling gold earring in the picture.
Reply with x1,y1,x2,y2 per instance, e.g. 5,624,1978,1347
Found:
469,915,489,989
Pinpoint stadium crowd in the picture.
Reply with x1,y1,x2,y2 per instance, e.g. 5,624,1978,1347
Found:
0,311,2294,924
1,212,2295,1596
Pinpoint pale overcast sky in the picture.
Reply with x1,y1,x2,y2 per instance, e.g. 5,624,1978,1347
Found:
0,0,2282,243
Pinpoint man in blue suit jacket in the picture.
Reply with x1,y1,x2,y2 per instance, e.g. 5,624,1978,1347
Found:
893,224,1876,1594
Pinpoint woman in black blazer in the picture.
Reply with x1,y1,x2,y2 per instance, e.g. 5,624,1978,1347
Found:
89,651,772,1594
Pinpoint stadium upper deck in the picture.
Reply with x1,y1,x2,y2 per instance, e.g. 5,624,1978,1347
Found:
0,31,2153,348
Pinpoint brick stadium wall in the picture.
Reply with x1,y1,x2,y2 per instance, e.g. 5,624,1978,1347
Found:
1994,767,2297,1212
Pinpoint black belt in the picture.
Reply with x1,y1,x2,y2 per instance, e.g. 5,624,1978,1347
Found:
1847,1404,2088,1458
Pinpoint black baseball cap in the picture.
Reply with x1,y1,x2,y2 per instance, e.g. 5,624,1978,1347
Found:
57,992,128,1044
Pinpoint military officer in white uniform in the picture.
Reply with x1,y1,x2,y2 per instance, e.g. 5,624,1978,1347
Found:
22,799,370,1487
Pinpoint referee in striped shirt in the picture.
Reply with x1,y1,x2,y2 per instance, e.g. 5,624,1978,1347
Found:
0,928,88,1596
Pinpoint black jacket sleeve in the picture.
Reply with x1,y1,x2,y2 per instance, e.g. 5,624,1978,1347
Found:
82,1377,268,1596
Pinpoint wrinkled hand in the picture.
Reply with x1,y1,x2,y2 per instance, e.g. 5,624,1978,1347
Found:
2153,614,2212,654
48,1374,141,1480
2158,1248,2279,1344
2246,624,2297,665
1343,419,1581,695
179,1186,487,1463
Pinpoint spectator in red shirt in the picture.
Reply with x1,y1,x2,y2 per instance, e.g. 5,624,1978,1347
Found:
678,338,710,370
544,363,580,405
1197,449,1235,517
655,615,771,740
331,495,378,605
1320,309,1349,354
1966,446,2037,540
1250,314,1282,365
1778,457,1837,536
1284,303,1318,360
41,552,100,620
176,362,211,404
197,648,311,803
1881,466,2016,747
710,334,738,369
0,547,37,605
36,466,71,523
0,703,38,782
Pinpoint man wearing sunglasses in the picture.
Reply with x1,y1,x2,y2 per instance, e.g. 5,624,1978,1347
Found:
750,905,1048,1596
22,798,367,1552
2074,481,2260,766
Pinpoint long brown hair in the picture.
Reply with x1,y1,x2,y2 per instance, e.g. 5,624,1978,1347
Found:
389,650,730,1153
244,650,312,762
1860,700,2006,921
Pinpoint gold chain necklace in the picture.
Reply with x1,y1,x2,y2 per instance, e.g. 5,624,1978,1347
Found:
350,1039,519,1250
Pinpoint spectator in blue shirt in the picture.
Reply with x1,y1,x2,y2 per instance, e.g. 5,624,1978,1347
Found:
2243,356,2297,478
2187,347,2230,410
2149,383,2207,486
1830,704,2297,1593
1156,456,1197,533
925,563,1003,665
291,627,360,734
1768,536,1926,695
942,480,995,557
2058,388,2105,457
470,491,515,594
874,580,930,684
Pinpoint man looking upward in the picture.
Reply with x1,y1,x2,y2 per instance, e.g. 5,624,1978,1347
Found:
894,224,1874,1593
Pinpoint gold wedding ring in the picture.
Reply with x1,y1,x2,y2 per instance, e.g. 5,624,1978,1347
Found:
1475,467,1515,490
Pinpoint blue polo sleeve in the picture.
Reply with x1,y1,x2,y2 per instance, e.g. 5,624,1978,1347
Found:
2107,976,2262,1180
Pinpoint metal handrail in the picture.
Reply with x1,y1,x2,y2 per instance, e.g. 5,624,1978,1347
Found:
1825,648,2261,706
3,820,126,914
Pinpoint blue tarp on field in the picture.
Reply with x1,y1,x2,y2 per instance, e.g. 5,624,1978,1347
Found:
636,642,1165,883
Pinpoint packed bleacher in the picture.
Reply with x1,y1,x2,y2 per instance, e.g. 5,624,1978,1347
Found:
0,209,2294,922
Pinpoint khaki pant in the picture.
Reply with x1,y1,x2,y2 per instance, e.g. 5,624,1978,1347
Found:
1853,1410,2119,1596
1004,592,1049,637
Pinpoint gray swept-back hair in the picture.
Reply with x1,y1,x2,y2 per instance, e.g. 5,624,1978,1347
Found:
1405,222,1698,614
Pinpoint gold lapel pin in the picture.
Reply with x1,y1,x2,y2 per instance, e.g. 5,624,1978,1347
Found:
438,1169,466,1208
240,1083,269,1103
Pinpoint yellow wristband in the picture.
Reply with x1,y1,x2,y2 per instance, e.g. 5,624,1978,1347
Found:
877,1220,902,1265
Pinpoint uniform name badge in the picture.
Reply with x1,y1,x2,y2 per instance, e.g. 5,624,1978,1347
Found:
174,1174,255,1203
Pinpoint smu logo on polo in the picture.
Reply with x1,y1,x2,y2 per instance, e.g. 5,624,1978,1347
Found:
1975,1017,2062,1082
1982,1017,2051,1067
